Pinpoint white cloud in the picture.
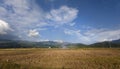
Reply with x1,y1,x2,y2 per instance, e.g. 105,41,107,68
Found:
0,0,79,41
89,29,120,42
28,29,40,37
53,40,64,43
64,29,80,35
40,39,50,42
0,0,46,39
64,29,90,44
46,6,78,26
0,20,12,35
64,28,120,44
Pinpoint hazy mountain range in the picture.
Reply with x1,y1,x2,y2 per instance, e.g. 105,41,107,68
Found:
0,39,120,48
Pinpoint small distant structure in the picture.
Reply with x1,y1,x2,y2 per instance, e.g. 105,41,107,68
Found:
49,46,51,48
108,39,112,48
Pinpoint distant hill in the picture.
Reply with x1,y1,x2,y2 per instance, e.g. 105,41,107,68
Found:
112,39,120,43
66,43,88,48
89,39,120,48
0,40,62,48
0,39,120,48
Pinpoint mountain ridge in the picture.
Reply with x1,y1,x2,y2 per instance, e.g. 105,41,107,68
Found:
0,39,120,48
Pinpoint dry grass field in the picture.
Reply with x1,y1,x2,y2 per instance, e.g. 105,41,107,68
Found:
0,48,120,69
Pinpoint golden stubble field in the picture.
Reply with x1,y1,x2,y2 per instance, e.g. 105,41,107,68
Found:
0,48,120,69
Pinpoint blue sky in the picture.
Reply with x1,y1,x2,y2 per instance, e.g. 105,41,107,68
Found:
0,0,120,44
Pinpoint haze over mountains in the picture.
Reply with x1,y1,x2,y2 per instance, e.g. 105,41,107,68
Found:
0,39,120,48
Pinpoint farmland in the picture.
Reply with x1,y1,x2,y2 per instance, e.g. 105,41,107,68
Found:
0,48,120,69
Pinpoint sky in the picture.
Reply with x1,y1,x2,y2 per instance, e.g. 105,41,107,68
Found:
0,0,120,44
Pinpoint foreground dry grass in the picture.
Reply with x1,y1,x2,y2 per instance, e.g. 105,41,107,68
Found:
0,48,120,69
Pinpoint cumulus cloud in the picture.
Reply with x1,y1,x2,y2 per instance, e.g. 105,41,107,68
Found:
46,6,78,26
0,0,79,41
0,20,12,35
28,29,40,37
0,0,46,39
